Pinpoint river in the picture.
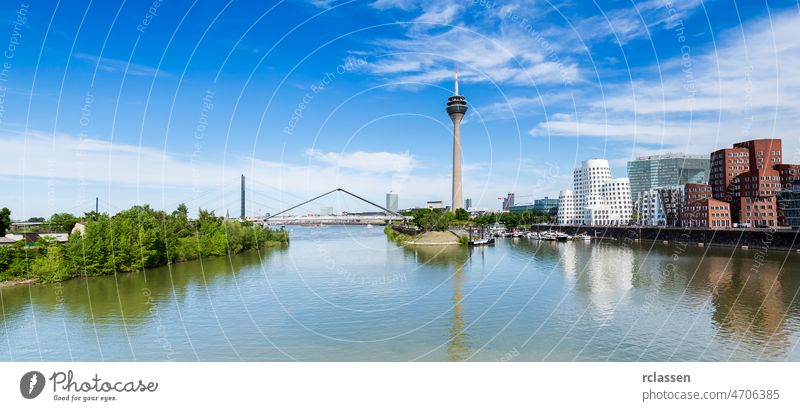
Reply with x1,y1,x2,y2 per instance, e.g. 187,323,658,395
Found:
2,225,800,361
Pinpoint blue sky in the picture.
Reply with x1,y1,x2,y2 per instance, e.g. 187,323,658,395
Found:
1,0,799,219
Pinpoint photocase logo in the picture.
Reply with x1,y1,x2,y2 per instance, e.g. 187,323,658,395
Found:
20,371,45,399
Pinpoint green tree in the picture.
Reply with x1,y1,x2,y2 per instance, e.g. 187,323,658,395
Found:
30,241,71,283
0,207,10,236
454,208,469,221
412,209,453,231
49,212,78,232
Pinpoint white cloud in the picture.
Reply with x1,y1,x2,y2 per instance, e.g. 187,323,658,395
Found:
0,131,548,216
367,27,580,87
530,9,800,161
304,148,418,174
413,3,460,26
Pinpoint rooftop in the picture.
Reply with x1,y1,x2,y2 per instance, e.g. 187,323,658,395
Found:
633,153,708,161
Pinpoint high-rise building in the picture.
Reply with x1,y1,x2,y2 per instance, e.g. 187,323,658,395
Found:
627,154,709,202
446,69,467,212
557,159,632,225
464,198,472,210
711,139,786,227
502,193,515,211
240,174,245,219
386,192,399,213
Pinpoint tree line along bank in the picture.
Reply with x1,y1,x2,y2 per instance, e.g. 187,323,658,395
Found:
0,204,288,284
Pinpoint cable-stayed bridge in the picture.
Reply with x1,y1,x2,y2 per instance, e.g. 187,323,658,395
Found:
251,188,407,226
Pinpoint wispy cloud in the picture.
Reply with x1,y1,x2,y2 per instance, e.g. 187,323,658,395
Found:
531,9,800,161
566,0,707,47
73,53,166,77
366,27,580,87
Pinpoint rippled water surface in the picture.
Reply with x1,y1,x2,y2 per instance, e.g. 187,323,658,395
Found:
2,225,800,361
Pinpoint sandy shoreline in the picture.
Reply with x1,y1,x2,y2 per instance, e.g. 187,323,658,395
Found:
0,278,36,289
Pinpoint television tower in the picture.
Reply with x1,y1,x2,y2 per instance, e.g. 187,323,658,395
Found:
446,68,467,211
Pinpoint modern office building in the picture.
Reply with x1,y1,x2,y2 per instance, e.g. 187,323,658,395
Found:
633,188,666,226
682,197,731,228
627,154,709,202
657,186,685,226
711,139,784,226
386,192,399,213
557,159,632,225
427,200,444,210
507,204,535,213
501,193,515,211
778,180,800,227
680,183,733,228
464,198,472,210
533,197,559,216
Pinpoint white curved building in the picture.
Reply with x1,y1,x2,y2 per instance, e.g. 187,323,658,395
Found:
557,159,632,225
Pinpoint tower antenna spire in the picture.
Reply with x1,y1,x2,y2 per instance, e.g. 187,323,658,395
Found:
454,67,459,96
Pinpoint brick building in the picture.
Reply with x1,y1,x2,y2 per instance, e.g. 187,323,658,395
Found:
682,183,732,228
709,139,799,227
682,197,732,228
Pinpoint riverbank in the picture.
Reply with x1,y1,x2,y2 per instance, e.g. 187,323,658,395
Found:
0,241,288,290
385,225,465,246
0,204,290,287
0,278,35,288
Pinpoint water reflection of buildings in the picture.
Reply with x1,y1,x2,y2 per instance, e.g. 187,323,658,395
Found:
407,245,470,361
702,254,790,354
558,242,634,321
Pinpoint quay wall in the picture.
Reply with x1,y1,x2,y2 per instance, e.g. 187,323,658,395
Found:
534,225,800,251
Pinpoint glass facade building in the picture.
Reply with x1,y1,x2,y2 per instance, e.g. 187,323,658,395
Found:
533,197,559,215
778,180,800,227
385,192,399,213
627,154,710,202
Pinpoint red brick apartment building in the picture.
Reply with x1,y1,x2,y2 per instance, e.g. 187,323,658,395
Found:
682,184,732,228
709,139,798,227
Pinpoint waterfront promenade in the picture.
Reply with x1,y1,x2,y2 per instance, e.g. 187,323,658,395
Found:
538,225,800,251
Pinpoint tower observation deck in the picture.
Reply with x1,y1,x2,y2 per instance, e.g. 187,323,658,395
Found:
447,69,468,212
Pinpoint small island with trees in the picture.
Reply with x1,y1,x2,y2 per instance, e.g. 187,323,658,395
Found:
0,204,288,286
385,207,552,246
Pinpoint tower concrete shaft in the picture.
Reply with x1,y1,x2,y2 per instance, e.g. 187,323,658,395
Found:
450,112,463,212
446,70,467,212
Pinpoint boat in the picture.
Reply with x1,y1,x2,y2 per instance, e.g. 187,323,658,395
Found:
367,224,373,228
527,232,540,239
556,232,570,241
575,233,592,241
469,237,495,246
540,231,557,241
